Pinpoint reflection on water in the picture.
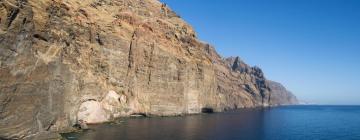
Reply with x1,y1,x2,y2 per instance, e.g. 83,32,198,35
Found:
63,106,360,140
63,108,266,140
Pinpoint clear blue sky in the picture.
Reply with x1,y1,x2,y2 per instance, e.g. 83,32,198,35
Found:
160,0,360,105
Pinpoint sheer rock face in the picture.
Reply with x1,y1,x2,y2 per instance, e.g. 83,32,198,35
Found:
0,0,297,139
268,81,298,105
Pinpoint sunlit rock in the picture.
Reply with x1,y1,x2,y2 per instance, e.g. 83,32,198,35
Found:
77,100,109,124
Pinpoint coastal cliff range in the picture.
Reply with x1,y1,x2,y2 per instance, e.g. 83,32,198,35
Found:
0,0,297,139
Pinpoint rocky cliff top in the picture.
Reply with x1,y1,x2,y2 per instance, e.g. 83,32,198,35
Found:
0,0,297,139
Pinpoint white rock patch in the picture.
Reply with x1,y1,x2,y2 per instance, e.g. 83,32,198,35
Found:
77,90,127,124
77,100,109,124
101,91,121,112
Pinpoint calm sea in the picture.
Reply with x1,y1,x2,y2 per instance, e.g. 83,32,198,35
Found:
63,106,360,140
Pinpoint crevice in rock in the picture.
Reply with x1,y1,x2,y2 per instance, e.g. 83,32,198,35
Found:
78,9,88,18
147,43,155,85
33,34,48,42
95,33,104,45
65,41,70,46
22,18,27,25
125,30,138,98
45,119,57,131
7,8,20,28
126,31,136,76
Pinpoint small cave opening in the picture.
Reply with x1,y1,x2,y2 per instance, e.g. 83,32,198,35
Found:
130,113,147,117
33,34,48,42
201,107,214,114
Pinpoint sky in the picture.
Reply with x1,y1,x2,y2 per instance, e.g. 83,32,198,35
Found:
160,0,360,105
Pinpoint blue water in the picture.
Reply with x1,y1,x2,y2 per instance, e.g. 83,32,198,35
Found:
63,106,360,140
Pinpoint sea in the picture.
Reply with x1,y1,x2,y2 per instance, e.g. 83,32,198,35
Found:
62,105,360,140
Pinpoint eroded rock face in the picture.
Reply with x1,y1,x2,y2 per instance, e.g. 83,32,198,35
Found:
0,0,297,139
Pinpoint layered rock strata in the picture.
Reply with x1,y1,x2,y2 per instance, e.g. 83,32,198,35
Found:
0,0,297,139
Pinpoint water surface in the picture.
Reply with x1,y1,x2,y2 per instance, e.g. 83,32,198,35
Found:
63,106,360,140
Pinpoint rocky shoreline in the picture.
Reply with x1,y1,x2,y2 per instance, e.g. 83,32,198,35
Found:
0,0,297,139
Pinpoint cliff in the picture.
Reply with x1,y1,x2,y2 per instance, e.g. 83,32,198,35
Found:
0,0,297,139
267,80,298,105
